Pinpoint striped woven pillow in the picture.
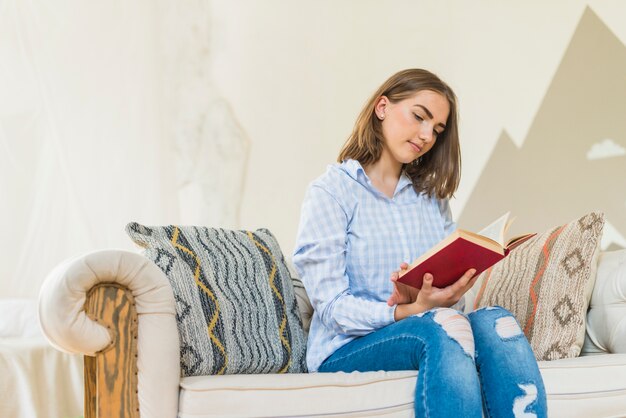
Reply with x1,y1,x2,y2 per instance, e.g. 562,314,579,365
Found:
126,223,307,376
471,212,604,361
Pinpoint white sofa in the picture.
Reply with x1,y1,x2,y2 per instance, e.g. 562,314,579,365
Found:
38,248,626,418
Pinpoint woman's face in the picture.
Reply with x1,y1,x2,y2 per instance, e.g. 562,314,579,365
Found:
376,90,450,165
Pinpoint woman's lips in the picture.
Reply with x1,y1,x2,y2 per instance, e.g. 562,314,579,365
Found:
408,141,421,153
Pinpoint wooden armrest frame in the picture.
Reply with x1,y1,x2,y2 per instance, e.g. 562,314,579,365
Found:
84,283,139,418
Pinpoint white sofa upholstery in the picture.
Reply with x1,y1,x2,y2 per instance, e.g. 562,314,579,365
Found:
39,249,626,418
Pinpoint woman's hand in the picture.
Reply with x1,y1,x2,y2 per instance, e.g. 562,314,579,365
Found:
393,269,479,321
386,262,419,306
415,269,478,310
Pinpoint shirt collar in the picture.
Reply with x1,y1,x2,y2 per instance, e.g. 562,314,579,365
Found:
396,171,413,193
339,159,414,197
340,159,366,182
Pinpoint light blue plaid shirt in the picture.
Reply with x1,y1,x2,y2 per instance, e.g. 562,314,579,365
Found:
293,159,457,372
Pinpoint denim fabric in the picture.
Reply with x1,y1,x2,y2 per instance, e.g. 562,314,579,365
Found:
318,307,547,418
469,307,548,418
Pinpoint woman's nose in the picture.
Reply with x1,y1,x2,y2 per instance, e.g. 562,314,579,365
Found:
418,126,433,143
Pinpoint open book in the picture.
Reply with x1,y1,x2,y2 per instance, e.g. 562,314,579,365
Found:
397,212,536,289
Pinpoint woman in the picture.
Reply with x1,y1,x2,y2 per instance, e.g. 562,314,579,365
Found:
293,69,547,417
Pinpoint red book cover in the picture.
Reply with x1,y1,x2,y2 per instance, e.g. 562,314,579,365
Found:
396,230,535,290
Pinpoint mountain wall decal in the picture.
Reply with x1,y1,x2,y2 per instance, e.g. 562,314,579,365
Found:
459,7,626,250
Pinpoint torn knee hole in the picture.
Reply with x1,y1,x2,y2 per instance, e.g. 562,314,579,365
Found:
433,309,475,357
513,383,538,418
495,316,523,339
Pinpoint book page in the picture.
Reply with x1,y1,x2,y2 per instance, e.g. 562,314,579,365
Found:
506,232,536,250
477,212,511,246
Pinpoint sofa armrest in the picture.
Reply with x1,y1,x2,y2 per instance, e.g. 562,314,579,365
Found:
38,249,180,418
584,249,626,354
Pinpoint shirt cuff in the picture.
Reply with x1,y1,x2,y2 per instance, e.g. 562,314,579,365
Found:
375,302,397,327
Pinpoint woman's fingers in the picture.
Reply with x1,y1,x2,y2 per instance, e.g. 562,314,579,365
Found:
421,273,434,291
418,270,478,308
451,270,480,304
388,271,400,306
450,269,476,291
463,273,480,292
387,287,401,306
391,263,409,283
389,265,420,306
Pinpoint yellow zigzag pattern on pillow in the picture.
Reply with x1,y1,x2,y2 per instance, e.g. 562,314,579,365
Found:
171,227,228,375
247,231,292,373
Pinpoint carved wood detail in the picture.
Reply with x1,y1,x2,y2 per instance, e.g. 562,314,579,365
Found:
84,283,139,418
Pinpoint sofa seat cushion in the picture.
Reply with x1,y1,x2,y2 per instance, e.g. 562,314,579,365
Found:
178,354,626,418
538,353,626,417
179,370,417,417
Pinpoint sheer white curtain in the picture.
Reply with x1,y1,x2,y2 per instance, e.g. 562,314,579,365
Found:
0,0,248,299
156,0,250,229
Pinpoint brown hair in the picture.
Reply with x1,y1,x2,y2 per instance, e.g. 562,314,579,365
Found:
337,69,461,199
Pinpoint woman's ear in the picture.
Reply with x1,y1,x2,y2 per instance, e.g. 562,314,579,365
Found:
374,96,389,121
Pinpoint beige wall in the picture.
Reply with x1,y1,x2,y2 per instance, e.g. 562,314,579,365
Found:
460,7,626,249
3,1,624,298
209,1,626,254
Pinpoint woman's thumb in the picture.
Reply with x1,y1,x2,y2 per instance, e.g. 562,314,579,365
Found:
422,273,433,290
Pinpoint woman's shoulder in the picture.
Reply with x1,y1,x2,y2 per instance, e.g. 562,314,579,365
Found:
310,159,361,194
303,160,364,216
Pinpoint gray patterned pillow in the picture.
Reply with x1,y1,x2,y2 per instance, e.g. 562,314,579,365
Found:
126,223,307,376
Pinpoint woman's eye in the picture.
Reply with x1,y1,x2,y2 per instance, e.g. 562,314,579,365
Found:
413,114,423,122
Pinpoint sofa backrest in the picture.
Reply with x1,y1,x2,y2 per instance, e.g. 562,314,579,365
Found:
583,249,626,354
286,261,313,335
293,276,313,335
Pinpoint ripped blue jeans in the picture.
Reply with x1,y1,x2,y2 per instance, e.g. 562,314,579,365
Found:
318,307,547,418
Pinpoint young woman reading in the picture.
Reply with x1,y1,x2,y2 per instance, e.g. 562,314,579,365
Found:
293,69,547,418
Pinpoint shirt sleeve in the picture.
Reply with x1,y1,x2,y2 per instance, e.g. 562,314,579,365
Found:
438,198,457,235
292,184,396,336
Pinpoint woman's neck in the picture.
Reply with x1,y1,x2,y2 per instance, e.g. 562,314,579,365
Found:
363,150,403,198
